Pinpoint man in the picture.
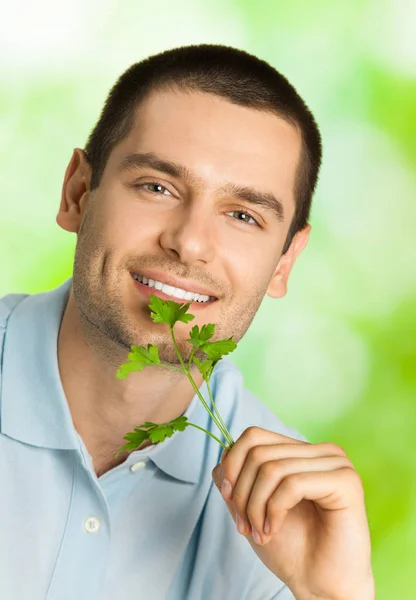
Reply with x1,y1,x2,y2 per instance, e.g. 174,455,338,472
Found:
0,44,375,599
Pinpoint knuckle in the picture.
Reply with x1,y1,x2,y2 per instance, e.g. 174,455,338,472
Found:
325,442,347,457
242,426,261,443
341,466,364,496
260,461,282,480
284,473,303,494
248,445,266,465
349,467,363,487
341,457,355,470
337,446,348,457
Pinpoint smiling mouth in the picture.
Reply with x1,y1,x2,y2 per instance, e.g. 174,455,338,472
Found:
130,272,218,306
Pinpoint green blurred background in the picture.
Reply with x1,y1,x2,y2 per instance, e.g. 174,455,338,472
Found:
1,0,415,597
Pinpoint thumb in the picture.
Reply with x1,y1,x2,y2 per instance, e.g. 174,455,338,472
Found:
221,447,229,463
212,447,230,488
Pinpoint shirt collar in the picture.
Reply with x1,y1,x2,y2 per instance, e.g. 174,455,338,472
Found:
1,277,239,485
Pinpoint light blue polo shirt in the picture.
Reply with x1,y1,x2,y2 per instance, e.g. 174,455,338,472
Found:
0,277,307,600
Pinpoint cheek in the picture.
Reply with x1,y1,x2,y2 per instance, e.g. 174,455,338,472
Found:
224,262,271,306
103,199,163,240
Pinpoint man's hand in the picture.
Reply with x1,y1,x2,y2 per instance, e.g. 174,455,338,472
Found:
212,427,375,600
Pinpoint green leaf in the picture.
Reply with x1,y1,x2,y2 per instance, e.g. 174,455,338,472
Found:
186,323,216,348
114,428,150,457
192,356,216,380
116,343,161,379
148,293,195,327
200,337,237,361
114,416,190,457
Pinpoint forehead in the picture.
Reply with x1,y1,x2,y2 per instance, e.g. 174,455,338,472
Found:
110,89,302,213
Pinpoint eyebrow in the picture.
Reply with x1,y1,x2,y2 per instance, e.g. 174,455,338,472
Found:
117,152,285,223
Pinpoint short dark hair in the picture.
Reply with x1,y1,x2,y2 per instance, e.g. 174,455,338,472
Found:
84,44,322,254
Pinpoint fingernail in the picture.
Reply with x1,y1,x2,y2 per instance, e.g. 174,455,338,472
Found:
221,478,232,501
252,527,262,544
264,518,270,534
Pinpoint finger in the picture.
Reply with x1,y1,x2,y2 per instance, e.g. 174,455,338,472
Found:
242,456,353,542
265,468,363,536
232,447,351,534
222,437,346,504
220,426,312,501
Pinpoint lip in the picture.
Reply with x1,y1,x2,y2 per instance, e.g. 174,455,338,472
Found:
129,269,219,298
131,273,218,309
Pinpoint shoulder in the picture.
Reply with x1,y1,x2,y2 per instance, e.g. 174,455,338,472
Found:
0,291,30,324
237,386,308,442
0,290,31,360
214,358,309,444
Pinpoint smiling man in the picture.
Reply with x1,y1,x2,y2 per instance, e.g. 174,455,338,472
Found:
0,44,374,600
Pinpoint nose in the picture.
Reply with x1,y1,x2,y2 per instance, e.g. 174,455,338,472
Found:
159,201,216,266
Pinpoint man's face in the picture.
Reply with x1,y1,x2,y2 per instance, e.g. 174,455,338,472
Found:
65,89,304,365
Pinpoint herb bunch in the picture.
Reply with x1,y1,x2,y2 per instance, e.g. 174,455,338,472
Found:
114,294,236,457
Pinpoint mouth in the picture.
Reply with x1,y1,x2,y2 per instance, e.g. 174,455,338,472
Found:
130,272,218,310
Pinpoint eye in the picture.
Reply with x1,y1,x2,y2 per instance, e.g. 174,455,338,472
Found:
134,182,173,196
132,183,260,227
226,210,260,227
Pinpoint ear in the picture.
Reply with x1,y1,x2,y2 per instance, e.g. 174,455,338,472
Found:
56,148,92,234
266,224,311,299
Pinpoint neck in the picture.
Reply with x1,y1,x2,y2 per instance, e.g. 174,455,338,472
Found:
57,290,203,477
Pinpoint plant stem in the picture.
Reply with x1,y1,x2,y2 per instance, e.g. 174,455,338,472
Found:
169,327,232,445
185,422,229,449
205,379,235,447
186,374,233,447
186,353,233,446
187,346,196,371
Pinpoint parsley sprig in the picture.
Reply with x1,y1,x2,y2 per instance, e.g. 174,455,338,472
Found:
114,294,236,457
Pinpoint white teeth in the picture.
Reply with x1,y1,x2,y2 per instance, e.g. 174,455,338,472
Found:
171,287,185,299
133,273,212,302
162,284,175,296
